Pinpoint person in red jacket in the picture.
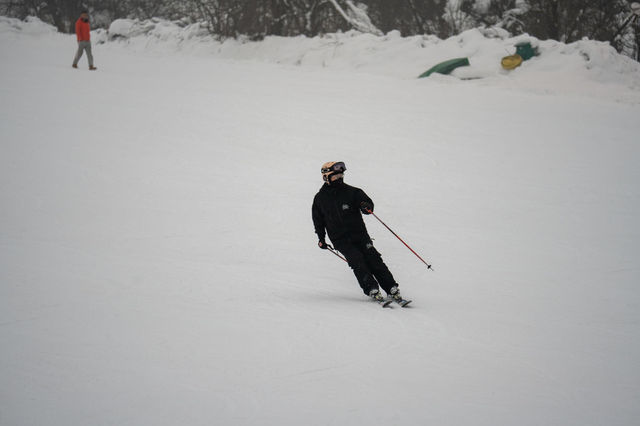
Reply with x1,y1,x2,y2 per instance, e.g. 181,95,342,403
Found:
72,11,96,70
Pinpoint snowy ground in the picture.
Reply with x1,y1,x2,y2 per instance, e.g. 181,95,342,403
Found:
1,18,640,426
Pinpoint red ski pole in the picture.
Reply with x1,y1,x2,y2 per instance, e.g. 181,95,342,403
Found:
367,210,433,270
326,244,348,263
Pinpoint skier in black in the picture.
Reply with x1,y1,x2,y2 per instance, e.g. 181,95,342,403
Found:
312,161,405,304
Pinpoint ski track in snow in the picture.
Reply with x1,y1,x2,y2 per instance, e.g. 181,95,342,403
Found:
1,19,640,426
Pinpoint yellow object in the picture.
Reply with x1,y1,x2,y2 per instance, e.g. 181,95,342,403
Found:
501,54,523,70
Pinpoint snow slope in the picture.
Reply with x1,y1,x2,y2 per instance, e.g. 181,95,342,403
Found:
1,17,640,426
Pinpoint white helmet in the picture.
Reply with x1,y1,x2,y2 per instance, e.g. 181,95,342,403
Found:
321,161,346,183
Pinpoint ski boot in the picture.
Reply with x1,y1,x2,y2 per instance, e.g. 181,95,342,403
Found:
389,286,412,307
369,289,392,307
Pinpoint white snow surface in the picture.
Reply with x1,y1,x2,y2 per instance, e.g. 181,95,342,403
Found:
1,16,640,426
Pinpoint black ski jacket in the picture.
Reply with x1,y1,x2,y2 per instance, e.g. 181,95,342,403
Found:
312,180,373,245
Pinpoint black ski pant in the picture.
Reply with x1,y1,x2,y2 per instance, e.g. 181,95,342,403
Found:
334,240,397,295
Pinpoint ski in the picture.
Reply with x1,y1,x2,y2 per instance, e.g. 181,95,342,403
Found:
388,287,412,307
393,298,412,307
378,298,393,308
369,295,393,307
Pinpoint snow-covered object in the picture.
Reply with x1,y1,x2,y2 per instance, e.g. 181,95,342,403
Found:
107,19,209,43
107,18,137,39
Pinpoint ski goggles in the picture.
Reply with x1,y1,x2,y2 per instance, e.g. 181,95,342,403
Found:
321,162,346,174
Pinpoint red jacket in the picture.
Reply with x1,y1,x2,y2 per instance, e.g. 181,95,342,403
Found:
75,18,91,41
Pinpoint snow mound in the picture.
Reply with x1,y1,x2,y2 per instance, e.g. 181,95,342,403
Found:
2,16,640,102
105,18,210,44
0,16,58,37
101,18,640,101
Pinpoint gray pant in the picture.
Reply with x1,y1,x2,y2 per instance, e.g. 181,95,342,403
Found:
73,41,94,67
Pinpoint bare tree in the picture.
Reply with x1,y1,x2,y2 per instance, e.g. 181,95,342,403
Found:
326,0,382,34
460,0,528,34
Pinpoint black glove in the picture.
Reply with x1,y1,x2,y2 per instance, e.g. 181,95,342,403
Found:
318,240,329,249
360,201,373,214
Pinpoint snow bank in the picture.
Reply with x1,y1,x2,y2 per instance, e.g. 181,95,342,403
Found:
100,18,640,82
2,16,640,102
104,18,210,44
0,16,58,37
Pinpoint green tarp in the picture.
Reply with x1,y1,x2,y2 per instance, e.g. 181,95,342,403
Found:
515,42,539,61
418,57,470,78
